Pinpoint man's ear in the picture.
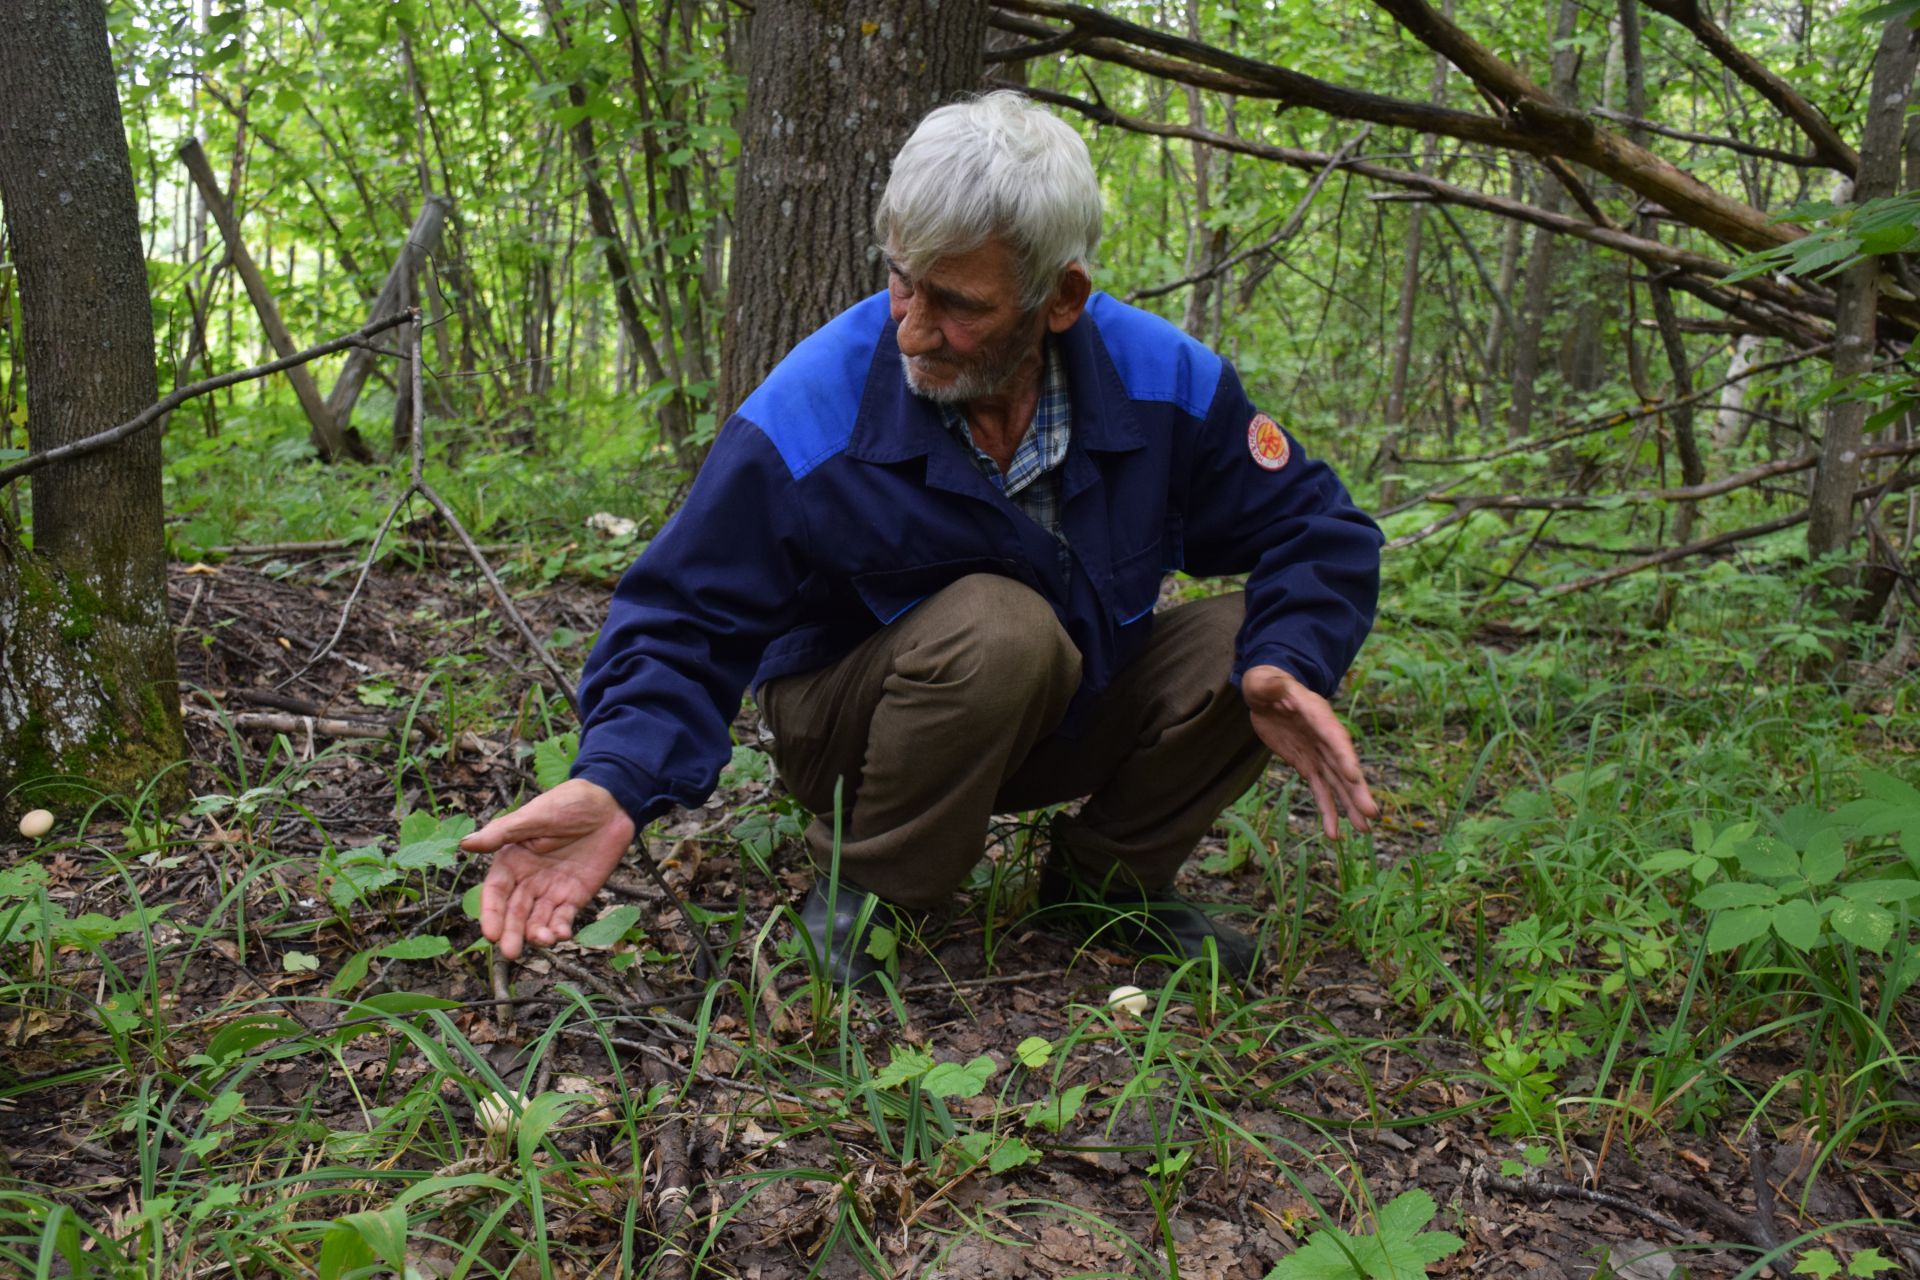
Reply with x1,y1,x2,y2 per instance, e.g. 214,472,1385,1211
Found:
1045,263,1092,334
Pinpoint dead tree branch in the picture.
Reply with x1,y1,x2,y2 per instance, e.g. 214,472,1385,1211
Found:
1638,0,1858,176
1400,343,1833,466
1013,84,1844,345
1127,128,1370,302
1588,107,1821,168
0,312,414,489
1418,442,1920,516
1532,470,1920,600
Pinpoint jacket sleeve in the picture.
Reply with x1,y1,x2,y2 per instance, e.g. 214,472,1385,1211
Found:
569,420,809,826
1178,361,1382,699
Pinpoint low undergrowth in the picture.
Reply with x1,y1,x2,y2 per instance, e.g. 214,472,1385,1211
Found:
0,532,1915,1278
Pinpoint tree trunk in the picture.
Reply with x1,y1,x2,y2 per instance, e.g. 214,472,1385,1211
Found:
0,0,187,811
1807,18,1920,569
1505,0,1581,442
717,0,990,421
1377,22,1449,504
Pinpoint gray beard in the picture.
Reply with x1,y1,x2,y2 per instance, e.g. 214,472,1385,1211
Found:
900,353,1023,405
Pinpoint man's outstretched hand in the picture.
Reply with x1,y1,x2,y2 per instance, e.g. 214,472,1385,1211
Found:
1242,664,1378,840
462,778,635,960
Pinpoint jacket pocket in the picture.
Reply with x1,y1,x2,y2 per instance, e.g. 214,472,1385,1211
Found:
849,558,1024,625
1107,541,1169,626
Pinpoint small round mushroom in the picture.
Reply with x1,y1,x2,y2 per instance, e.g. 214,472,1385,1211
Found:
1107,984,1151,1017
17,809,53,840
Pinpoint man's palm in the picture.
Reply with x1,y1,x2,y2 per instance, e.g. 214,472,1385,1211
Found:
464,778,634,959
1242,664,1377,839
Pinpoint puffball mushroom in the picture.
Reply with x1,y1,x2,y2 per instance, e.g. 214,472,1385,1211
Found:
17,809,53,840
1107,985,1151,1017
474,1090,523,1147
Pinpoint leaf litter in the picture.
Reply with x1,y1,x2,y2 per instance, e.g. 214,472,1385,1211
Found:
0,560,1910,1278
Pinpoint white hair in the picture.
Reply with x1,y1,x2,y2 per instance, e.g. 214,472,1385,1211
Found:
876,91,1102,310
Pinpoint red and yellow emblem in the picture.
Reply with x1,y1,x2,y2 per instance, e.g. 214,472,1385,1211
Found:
1247,413,1290,471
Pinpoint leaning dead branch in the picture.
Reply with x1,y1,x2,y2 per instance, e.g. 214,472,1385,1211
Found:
0,311,413,489
179,137,371,463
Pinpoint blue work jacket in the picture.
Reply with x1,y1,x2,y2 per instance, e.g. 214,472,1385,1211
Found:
572,291,1382,828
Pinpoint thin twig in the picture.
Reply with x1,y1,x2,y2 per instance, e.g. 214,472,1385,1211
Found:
1534,469,1920,599
1128,127,1369,302
1418,441,1920,516
1400,344,1834,466
0,312,413,488
1487,1173,1692,1240
1748,1129,1784,1256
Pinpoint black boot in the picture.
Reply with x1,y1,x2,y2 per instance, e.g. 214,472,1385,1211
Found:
795,879,899,988
1037,854,1258,980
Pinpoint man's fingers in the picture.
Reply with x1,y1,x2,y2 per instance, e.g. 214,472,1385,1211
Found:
528,897,579,949
1300,764,1340,841
480,859,517,947
462,808,535,854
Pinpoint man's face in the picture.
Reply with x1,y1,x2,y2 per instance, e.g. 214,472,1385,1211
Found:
885,238,1048,405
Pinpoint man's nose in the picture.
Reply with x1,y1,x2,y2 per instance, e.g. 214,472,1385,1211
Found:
894,296,940,356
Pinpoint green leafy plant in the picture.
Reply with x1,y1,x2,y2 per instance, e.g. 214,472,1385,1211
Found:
1266,1189,1465,1280
1793,1246,1901,1278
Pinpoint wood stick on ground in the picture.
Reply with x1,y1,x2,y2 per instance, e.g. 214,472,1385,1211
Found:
1748,1129,1784,1255
643,1055,695,1280
1486,1173,1692,1240
0,311,412,489
182,706,424,743
1638,1165,1790,1279
203,537,526,557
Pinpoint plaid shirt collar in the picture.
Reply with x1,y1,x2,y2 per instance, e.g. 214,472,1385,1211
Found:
939,340,1071,500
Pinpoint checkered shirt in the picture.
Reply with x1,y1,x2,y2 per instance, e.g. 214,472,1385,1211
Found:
941,342,1071,560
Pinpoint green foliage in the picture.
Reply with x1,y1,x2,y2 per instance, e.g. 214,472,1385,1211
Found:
1265,1190,1465,1280
320,808,473,910
1794,1246,1901,1278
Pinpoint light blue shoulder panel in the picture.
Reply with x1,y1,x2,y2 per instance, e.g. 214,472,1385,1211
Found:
736,292,891,479
1085,292,1223,419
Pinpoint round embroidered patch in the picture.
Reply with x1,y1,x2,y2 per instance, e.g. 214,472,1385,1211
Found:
1248,413,1290,470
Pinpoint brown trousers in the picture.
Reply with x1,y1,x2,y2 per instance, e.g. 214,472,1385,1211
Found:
758,575,1269,909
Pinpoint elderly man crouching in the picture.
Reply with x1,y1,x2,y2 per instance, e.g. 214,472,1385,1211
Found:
463,92,1382,987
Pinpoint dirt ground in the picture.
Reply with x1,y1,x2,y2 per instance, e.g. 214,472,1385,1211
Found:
1,557,1915,1279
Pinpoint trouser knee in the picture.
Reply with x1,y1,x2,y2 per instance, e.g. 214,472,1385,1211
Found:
895,574,1083,711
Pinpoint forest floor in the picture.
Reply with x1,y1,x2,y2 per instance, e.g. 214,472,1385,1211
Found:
0,557,1915,1279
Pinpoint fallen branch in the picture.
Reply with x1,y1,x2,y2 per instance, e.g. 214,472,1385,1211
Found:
0,312,413,489
200,537,528,558
1399,344,1833,466
1486,1173,1692,1240
1588,107,1820,168
1010,83,1842,344
1533,470,1920,600
1419,442,1920,516
1639,0,1858,176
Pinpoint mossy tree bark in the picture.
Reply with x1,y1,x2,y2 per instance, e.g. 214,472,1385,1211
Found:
716,0,989,421
0,0,187,811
